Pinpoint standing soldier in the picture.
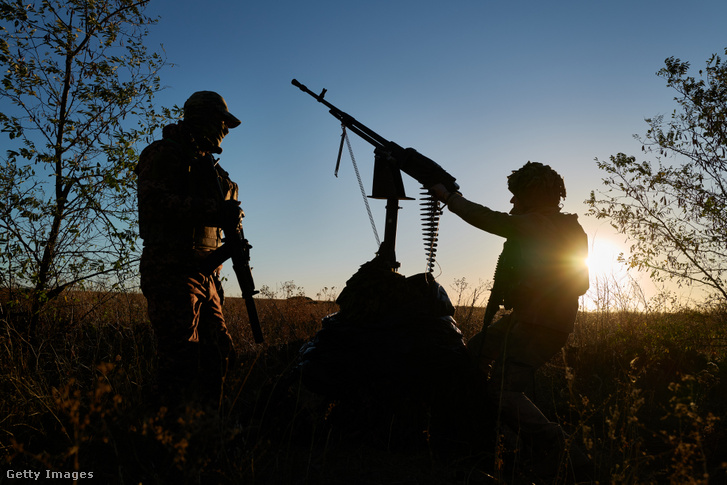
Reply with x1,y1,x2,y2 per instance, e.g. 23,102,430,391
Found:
431,162,590,478
136,91,244,404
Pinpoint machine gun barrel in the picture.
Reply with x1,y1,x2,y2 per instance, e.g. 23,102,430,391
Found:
291,79,459,194
291,79,394,151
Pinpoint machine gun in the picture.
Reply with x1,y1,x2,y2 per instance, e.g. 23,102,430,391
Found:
202,154,264,344
291,79,459,272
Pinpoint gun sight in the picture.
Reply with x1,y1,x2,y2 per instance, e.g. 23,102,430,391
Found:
292,79,328,102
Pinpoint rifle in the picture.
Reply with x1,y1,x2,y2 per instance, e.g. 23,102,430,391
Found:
203,154,264,344
291,79,459,271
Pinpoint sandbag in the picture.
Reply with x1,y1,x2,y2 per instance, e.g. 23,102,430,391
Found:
298,258,470,400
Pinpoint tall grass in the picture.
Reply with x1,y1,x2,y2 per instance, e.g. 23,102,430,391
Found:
2,280,727,484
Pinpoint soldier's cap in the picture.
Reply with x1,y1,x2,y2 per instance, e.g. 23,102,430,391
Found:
183,91,241,128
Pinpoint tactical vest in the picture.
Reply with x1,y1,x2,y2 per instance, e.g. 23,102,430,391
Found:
187,159,238,251
137,136,238,250
191,225,223,251
483,212,589,329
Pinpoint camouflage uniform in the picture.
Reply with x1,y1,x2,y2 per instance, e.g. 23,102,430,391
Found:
444,162,589,474
136,92,242,402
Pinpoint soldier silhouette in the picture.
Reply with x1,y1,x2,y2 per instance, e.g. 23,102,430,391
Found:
431,162,591,477
135,91,244,404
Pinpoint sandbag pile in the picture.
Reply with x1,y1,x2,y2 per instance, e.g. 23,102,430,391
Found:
298,257,471,402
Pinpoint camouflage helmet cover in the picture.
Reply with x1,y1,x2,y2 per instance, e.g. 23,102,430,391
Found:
183,91,241,128
507,161,566,208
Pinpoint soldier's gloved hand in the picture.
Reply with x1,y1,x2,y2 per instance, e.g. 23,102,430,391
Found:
221,199,244,229
429,184,462,204
430,183,453,203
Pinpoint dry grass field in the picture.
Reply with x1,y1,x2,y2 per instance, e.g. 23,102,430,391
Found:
2,283,727,484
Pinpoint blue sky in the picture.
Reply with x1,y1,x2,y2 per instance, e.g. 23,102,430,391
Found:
142,0,726,303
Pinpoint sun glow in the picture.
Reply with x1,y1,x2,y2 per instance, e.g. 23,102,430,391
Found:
586,238,628,281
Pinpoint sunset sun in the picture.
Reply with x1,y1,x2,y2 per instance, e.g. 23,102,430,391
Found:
586,238,628,280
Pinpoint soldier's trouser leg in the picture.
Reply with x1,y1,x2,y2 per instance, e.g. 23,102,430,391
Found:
467,314,516,375
142,269,235,403
187,272,236,399
143,281,198,401
489,362,562,436
487,321,569,447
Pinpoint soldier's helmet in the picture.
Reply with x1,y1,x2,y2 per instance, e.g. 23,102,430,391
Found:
507,161,566,208
183,91,241,128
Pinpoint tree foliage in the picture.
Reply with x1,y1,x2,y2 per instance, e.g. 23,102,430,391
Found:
587,49,727,301
0,0,172,321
